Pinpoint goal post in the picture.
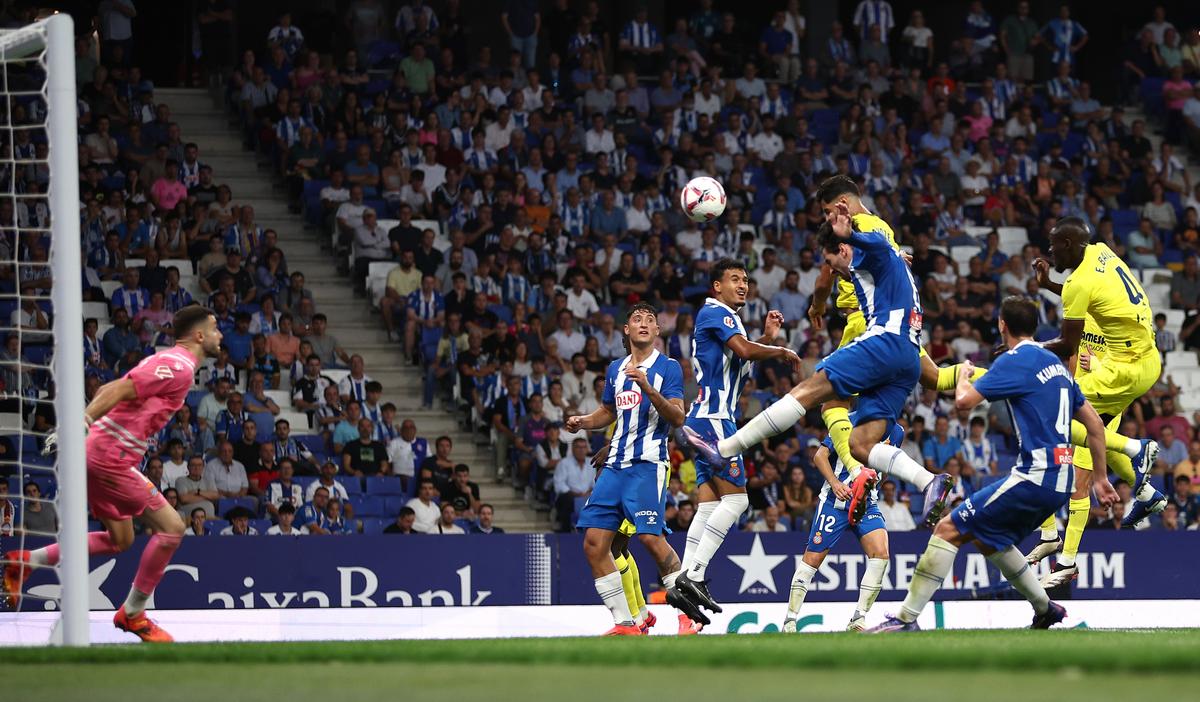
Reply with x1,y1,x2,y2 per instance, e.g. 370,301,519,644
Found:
45,11,86,648
0,12,85,646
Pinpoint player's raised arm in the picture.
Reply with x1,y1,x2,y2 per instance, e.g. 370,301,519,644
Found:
1074,399,1117,506
807,264,834,330
565,403,616,433
954,361,984,411
83,377,140,425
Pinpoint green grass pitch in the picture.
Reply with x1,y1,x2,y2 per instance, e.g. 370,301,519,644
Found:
3,629,1199,701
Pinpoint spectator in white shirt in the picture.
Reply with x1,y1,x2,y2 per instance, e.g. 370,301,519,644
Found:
553,437,595,532
878,480,916,531
548,310,587,362
306,460,350,503
693,77,722,118
405,478,442,533
735,62,767,101
266,502,310,535
484,106,516,152
433,501,466,534
584,113,616,156
750,114,784,163
564,273,600,320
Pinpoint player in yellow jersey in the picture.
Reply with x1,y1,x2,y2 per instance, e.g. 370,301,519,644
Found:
1025,217,1167,587
807,177,982,522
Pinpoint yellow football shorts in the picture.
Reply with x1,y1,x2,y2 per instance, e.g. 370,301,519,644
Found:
1073,353,1161,471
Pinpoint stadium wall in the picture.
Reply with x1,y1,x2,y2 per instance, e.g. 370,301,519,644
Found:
9,531,1195,612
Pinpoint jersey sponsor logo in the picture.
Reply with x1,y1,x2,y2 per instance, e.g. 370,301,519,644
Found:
634,509,658,525
723,316,735,328
909,308,923,331
1053,447,1074,465
615,390,642,410
153,365,175,379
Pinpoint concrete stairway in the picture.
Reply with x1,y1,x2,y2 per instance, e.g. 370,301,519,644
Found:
157,88,551,532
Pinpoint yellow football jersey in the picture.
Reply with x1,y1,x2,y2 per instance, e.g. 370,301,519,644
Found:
1079,316,1107,359
835,212,899,310
1061,243,1154,361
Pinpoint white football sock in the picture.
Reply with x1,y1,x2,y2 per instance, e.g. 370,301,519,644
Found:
717,395,804,457
661,569,680,589
855,557,889,617
1135,482,1156,501
786,562,817,620
988,546,1049,615
595,571,635,626
1040,525,1059,540
898,536,957,623
869,443,935,491
687,493,749,580
1122,438,1141,457
680,500,717,573
123,588,151,617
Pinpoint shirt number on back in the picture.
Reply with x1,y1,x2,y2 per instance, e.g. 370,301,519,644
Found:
1116,267,1144,306
1055,387,1071,438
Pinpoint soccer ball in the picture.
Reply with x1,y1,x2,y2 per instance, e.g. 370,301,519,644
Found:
680,176,727,223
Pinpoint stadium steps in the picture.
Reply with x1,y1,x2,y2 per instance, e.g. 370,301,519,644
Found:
159,88,551,533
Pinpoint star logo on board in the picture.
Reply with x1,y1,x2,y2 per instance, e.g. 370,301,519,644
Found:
726,534,787,594
26,559,117,611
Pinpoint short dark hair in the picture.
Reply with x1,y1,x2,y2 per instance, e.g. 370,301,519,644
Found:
999,296,1039,338
626,301,657,321
709,257,746,286
173,305,214,338
815,174,860,204
399,506,416,518
816,220,842,253
365,381,383,394
278,502,296,515
970,416,986,427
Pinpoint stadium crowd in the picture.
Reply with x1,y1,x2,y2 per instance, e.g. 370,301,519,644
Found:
2,0,1200,540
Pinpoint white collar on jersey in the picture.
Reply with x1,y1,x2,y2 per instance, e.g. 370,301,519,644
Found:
704,297,741,316
621,348,660,371
1011,338,1041,352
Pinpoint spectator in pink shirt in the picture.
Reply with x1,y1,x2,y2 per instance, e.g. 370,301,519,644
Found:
150,158,188,211
964,100,993,143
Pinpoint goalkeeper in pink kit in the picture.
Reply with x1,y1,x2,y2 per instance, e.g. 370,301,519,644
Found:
4,305,222,642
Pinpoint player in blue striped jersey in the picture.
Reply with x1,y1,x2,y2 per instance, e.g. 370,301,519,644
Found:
404,274,444,364
565,303,703,634
871,298,1118,632
675,258,800,615
683,205,957,553
784,416,902,633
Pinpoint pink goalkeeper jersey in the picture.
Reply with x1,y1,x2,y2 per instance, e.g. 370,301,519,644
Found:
88,346,198,467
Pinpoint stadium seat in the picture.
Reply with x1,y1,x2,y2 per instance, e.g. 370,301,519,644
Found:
342,478,364,496
349,495,385,517
250,518,272,534
278,410,312,434
366,475,403,495
205,519,227,534
360,517,390,535
217,497,258,519
82,301,109,321
996,227,1028,256
381,495,407,516
1166,350,1199,369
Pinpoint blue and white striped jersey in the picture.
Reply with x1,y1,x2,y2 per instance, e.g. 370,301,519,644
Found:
406,289,444,320
842,226,923,346
603,349,684,470
973,340,1084,494
521,374,550,400
688,298,751,421
818,419,904,510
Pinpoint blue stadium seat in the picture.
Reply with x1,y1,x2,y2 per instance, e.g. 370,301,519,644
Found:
453,518,472,531
488,304,514,325
250,518,272,534
379,495,406,516
360,517,390,535
294,476,316,493
216,496,258,519
366,475,403,495
350,495,385,517
908,493,925,517
342,478,364,496
205,519,227,534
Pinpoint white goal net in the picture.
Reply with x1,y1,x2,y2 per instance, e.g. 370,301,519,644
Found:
0,13,86,646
